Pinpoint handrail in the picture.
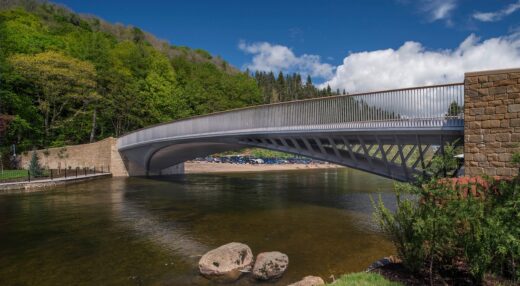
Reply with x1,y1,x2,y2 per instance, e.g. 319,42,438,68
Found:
118,83,464,149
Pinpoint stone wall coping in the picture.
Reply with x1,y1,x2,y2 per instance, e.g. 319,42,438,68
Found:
23,137,115,154
465,68,520,77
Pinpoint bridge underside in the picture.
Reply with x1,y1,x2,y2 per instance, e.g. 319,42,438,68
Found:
119,129,463,182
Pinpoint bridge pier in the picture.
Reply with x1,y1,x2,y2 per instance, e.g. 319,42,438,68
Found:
464,68,520,177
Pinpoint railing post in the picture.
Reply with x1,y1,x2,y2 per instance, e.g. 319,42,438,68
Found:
50,169,53,180
27,170,30,182
65,168,67,178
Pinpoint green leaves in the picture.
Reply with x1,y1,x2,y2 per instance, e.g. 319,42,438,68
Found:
373,151,520,283
0,3,263,150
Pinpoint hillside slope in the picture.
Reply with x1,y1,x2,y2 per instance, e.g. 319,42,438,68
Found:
0,0,262,152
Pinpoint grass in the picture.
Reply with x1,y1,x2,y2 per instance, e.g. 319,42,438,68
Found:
328,272,402,286
0,169,28,181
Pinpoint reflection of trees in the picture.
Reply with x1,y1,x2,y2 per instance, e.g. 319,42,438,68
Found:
446,100,463,118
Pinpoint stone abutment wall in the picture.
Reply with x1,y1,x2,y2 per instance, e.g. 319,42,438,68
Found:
464,68,520,177
20,137,128,177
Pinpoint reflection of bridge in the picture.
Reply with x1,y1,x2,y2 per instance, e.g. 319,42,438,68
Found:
118,83,464,182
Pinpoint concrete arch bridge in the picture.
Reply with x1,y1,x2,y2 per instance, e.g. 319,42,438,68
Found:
117,83,464,182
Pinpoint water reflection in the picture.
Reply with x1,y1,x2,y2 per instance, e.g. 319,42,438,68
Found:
0,168,396,285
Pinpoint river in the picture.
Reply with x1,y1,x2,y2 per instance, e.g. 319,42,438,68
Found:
0,168,396,285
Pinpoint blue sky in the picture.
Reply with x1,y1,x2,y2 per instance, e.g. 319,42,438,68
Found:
55,0,520,91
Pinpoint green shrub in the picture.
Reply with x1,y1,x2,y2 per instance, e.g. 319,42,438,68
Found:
28,151,43,177
373,147,520,284
328,272,402,286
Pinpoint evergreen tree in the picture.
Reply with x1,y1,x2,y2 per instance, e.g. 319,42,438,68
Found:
28,151,43,177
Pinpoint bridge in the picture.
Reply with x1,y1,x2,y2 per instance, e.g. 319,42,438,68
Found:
117,83,465,182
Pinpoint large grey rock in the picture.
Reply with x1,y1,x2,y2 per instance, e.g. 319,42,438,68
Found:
252,251,289,280
198,242,253,282
287,275,325,286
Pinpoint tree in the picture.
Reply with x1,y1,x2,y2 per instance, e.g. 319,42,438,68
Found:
8,51,97,144
28,151,43,177
446,100,463,117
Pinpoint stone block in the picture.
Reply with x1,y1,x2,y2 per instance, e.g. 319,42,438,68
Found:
508,104,520,113
478,75,488,83
470,108,485,115
491,161,505,167
482,120,501,128
467,135,482,143
497,168,512,177
496,133,510,142
465,76,478,84
494,79,517,87
495,106,507,114
490,100,503,106
483,168,497,176
474,153,486,162
489,74,508,81
511,118,520,127
489,86,507,95
508,92,520,99
481,82,493,88
507,85,520,93
483,134,495,142
485,107,495,114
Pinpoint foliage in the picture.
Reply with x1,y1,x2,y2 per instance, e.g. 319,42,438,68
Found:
249,148,293,159
28,151,43,177
373,148,520,284
8,51,98,144
253,71,337,103
0,1,263,153
513,152,520,166
327,273,402,286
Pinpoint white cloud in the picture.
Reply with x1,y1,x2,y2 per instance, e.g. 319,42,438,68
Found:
321,33,520,93
473,0,520,22
238,41,334,79
416,0,457,23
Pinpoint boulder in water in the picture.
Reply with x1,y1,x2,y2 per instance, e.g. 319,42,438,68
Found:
198,242,253,282
252,251,289,280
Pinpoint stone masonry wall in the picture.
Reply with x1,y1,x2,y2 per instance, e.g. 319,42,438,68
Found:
20,137,128,177
464,68,520,177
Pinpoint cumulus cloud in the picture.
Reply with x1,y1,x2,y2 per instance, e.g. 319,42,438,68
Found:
238,41,334,79
321,33,520,93
473,0,520,22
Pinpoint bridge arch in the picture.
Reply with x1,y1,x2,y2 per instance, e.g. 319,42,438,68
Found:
118,83,464,182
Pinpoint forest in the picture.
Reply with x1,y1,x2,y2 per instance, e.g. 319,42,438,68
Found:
0,0,337,163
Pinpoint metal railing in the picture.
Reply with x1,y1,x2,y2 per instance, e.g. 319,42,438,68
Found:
118,83,464,150
0,166,110,184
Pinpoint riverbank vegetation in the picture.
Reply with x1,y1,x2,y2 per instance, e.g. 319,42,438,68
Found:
328,273,402,286
372,149,520,285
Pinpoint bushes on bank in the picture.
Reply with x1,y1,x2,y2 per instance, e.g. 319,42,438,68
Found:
373,149,520,284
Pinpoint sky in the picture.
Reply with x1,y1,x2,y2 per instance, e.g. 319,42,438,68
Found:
55,0,520,92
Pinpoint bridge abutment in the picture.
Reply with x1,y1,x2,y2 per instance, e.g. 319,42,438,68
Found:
464,68,520,177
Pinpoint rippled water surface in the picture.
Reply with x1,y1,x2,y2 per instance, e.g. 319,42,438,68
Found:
0,168,397,285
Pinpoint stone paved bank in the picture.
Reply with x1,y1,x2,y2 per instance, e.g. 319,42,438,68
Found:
0,173,112,193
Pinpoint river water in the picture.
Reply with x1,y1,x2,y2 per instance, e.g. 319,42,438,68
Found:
0,168,396,285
